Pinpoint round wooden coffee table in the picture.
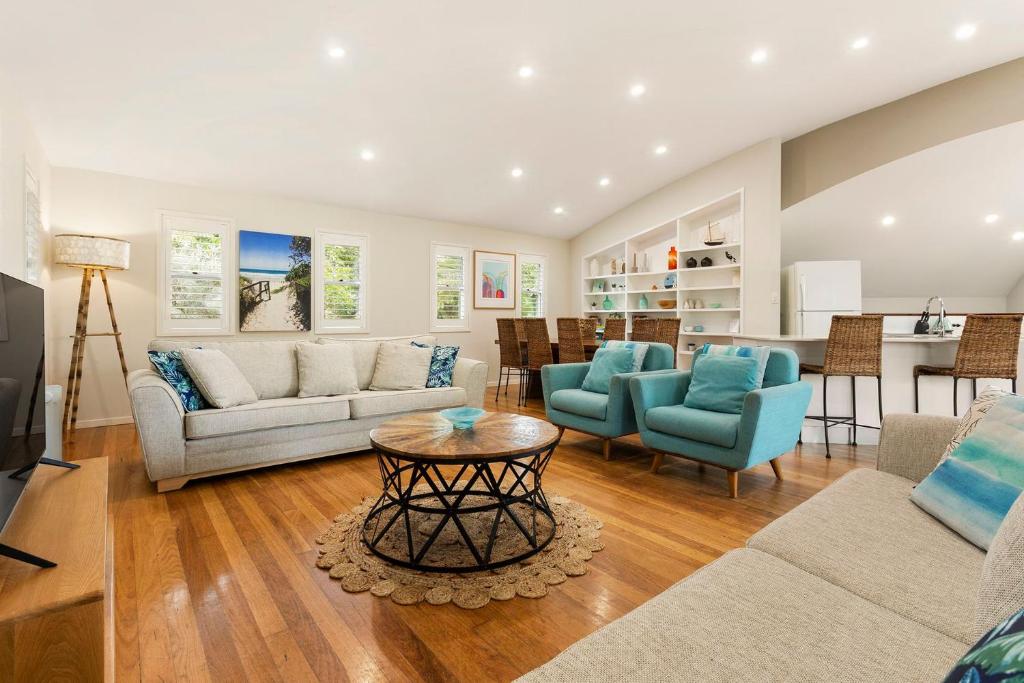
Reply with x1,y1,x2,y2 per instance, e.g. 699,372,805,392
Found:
365,411,561,572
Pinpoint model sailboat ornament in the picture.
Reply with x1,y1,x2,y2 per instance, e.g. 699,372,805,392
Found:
703,220,725,246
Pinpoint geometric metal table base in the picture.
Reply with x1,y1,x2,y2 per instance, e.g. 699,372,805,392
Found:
362,442,557,573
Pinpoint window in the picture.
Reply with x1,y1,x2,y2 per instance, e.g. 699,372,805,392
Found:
518,253,546,318
157,211,234,335
315,231,368,332
430,243,470,332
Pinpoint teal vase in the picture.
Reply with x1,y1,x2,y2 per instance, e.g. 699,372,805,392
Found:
602,295,614,310
639,294,649,310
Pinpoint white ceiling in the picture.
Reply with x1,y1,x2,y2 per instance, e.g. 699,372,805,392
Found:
782,120,1024,298
2,1,1023,238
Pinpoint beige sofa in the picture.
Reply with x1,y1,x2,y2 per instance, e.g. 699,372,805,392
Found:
521,413,1007,682
128,335,487,492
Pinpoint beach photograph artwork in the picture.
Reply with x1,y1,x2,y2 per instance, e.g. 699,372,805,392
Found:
238,230,312,331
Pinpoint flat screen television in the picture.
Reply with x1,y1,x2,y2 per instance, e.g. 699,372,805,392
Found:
0,272,47,534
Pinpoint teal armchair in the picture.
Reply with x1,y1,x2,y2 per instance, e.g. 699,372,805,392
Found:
629,347,811,497
541,342,676,459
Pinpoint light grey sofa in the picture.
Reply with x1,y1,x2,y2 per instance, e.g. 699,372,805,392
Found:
521,413,1006,682
128,335,487,492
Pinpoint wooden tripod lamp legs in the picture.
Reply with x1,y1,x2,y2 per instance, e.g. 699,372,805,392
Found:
63,268,130,434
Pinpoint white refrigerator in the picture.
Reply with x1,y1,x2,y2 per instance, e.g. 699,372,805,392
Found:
782,261,862,337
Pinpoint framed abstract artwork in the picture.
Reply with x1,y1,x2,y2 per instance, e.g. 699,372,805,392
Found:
238,230,312,331
473,251,515,309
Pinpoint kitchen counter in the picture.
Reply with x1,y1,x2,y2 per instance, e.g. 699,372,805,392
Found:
731,332,1021,445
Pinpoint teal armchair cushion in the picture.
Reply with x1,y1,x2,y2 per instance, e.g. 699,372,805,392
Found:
683,355,761,414
549,389,608,420
645,405,740,448
581,347,636,394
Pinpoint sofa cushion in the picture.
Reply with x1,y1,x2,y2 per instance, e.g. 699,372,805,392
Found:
748,468,985,643
974,492,1024,640
518,548,964,683
549,389,609,421
179,348,258,409
369,342,432,391
319,335,436,390
683,354,760,414
645,405,740,448
185,395,351,439
347,387,465,419
581,347,635,394
150,340,300,399
295,341,359,397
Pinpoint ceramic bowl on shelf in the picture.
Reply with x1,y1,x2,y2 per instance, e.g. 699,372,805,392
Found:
708,302,722,308
657,299,675,309
683,325,695,332
440,407,486,430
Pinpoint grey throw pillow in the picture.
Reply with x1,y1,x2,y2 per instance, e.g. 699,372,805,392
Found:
369,342,432,391
296,342,359,397
179,348,258,408
973,492,1024,639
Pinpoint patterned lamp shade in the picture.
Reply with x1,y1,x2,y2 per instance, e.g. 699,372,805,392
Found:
53,234,131,270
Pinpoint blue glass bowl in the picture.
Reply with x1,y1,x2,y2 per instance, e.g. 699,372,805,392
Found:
440,407,486,429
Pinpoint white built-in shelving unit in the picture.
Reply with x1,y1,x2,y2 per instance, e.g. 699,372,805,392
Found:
581,190,744,368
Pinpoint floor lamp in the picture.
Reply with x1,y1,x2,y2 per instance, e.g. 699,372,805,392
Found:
53,234,131,433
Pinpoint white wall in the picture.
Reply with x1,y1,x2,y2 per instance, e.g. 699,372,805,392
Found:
570,139,782,334
862,297,1008,314
49,168,571,427
1007,276,1024,313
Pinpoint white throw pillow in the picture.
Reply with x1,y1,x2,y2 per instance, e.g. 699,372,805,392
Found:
295,342,359,398
369,342,432,391
319,335,437,389
179,348,258,408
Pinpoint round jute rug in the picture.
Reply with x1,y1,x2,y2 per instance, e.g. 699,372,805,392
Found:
314,490,603,609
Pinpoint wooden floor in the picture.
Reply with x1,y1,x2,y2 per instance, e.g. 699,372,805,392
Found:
66,395,874,683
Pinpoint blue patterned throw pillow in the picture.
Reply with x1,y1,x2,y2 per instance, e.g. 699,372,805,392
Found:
148,350,208,412
411,342,460,388
911,394,1024,549
943,607,1024,682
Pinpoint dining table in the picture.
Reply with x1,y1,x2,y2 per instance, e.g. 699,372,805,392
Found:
492,339,601,399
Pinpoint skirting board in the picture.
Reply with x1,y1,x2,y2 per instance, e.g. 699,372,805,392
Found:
72,415,135,429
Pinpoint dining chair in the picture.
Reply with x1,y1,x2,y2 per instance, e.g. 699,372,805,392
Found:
631,318,658,342
557,318,587,364
655,318,682,366
603,318,627,341
523,318,554,404
496,318,527,406
798,315,884,458
579,318,598,345
914,314,1022,415
514,318,527,343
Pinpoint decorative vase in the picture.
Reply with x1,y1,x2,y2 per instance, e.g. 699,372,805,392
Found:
700,256,713,267
631,253,638,273
686,257,697,269
663,273,676,289
639,294,648,310
609,257,617,275
589,258,600,277
667,246,678,270
602,295,614,311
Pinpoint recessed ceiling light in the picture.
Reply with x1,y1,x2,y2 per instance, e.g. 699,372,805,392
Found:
518,65,534,79
510,167,524,178
881,215,896,226
360,148,375,161
851,36,870,50
553,206,565,215
750,49,768,64
327,46,346,59
598,177,611,187
984,213,1000,224
1012,231,1024,242
654,144,668,156
954,23,977,41
629,83,646,98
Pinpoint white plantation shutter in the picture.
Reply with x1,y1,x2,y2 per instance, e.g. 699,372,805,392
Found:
158,211,234,335
431,243,470,332
316,232,368,332
518,253,546,318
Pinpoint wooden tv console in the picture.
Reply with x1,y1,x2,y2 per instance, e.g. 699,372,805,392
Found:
0,457,111,681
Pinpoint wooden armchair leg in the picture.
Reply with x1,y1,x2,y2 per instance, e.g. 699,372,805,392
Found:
727,470,739,498
769,458,783,481
650,452,664,473
602,438,612,461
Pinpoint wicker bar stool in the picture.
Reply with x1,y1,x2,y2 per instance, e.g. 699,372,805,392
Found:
496,318,527,406
914,314,1022,416
523,318,554,405
798,315,884,458
557,318,587,364
579,318,598,345
631,317,658,342
603,318,626,341
655,318,681,367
